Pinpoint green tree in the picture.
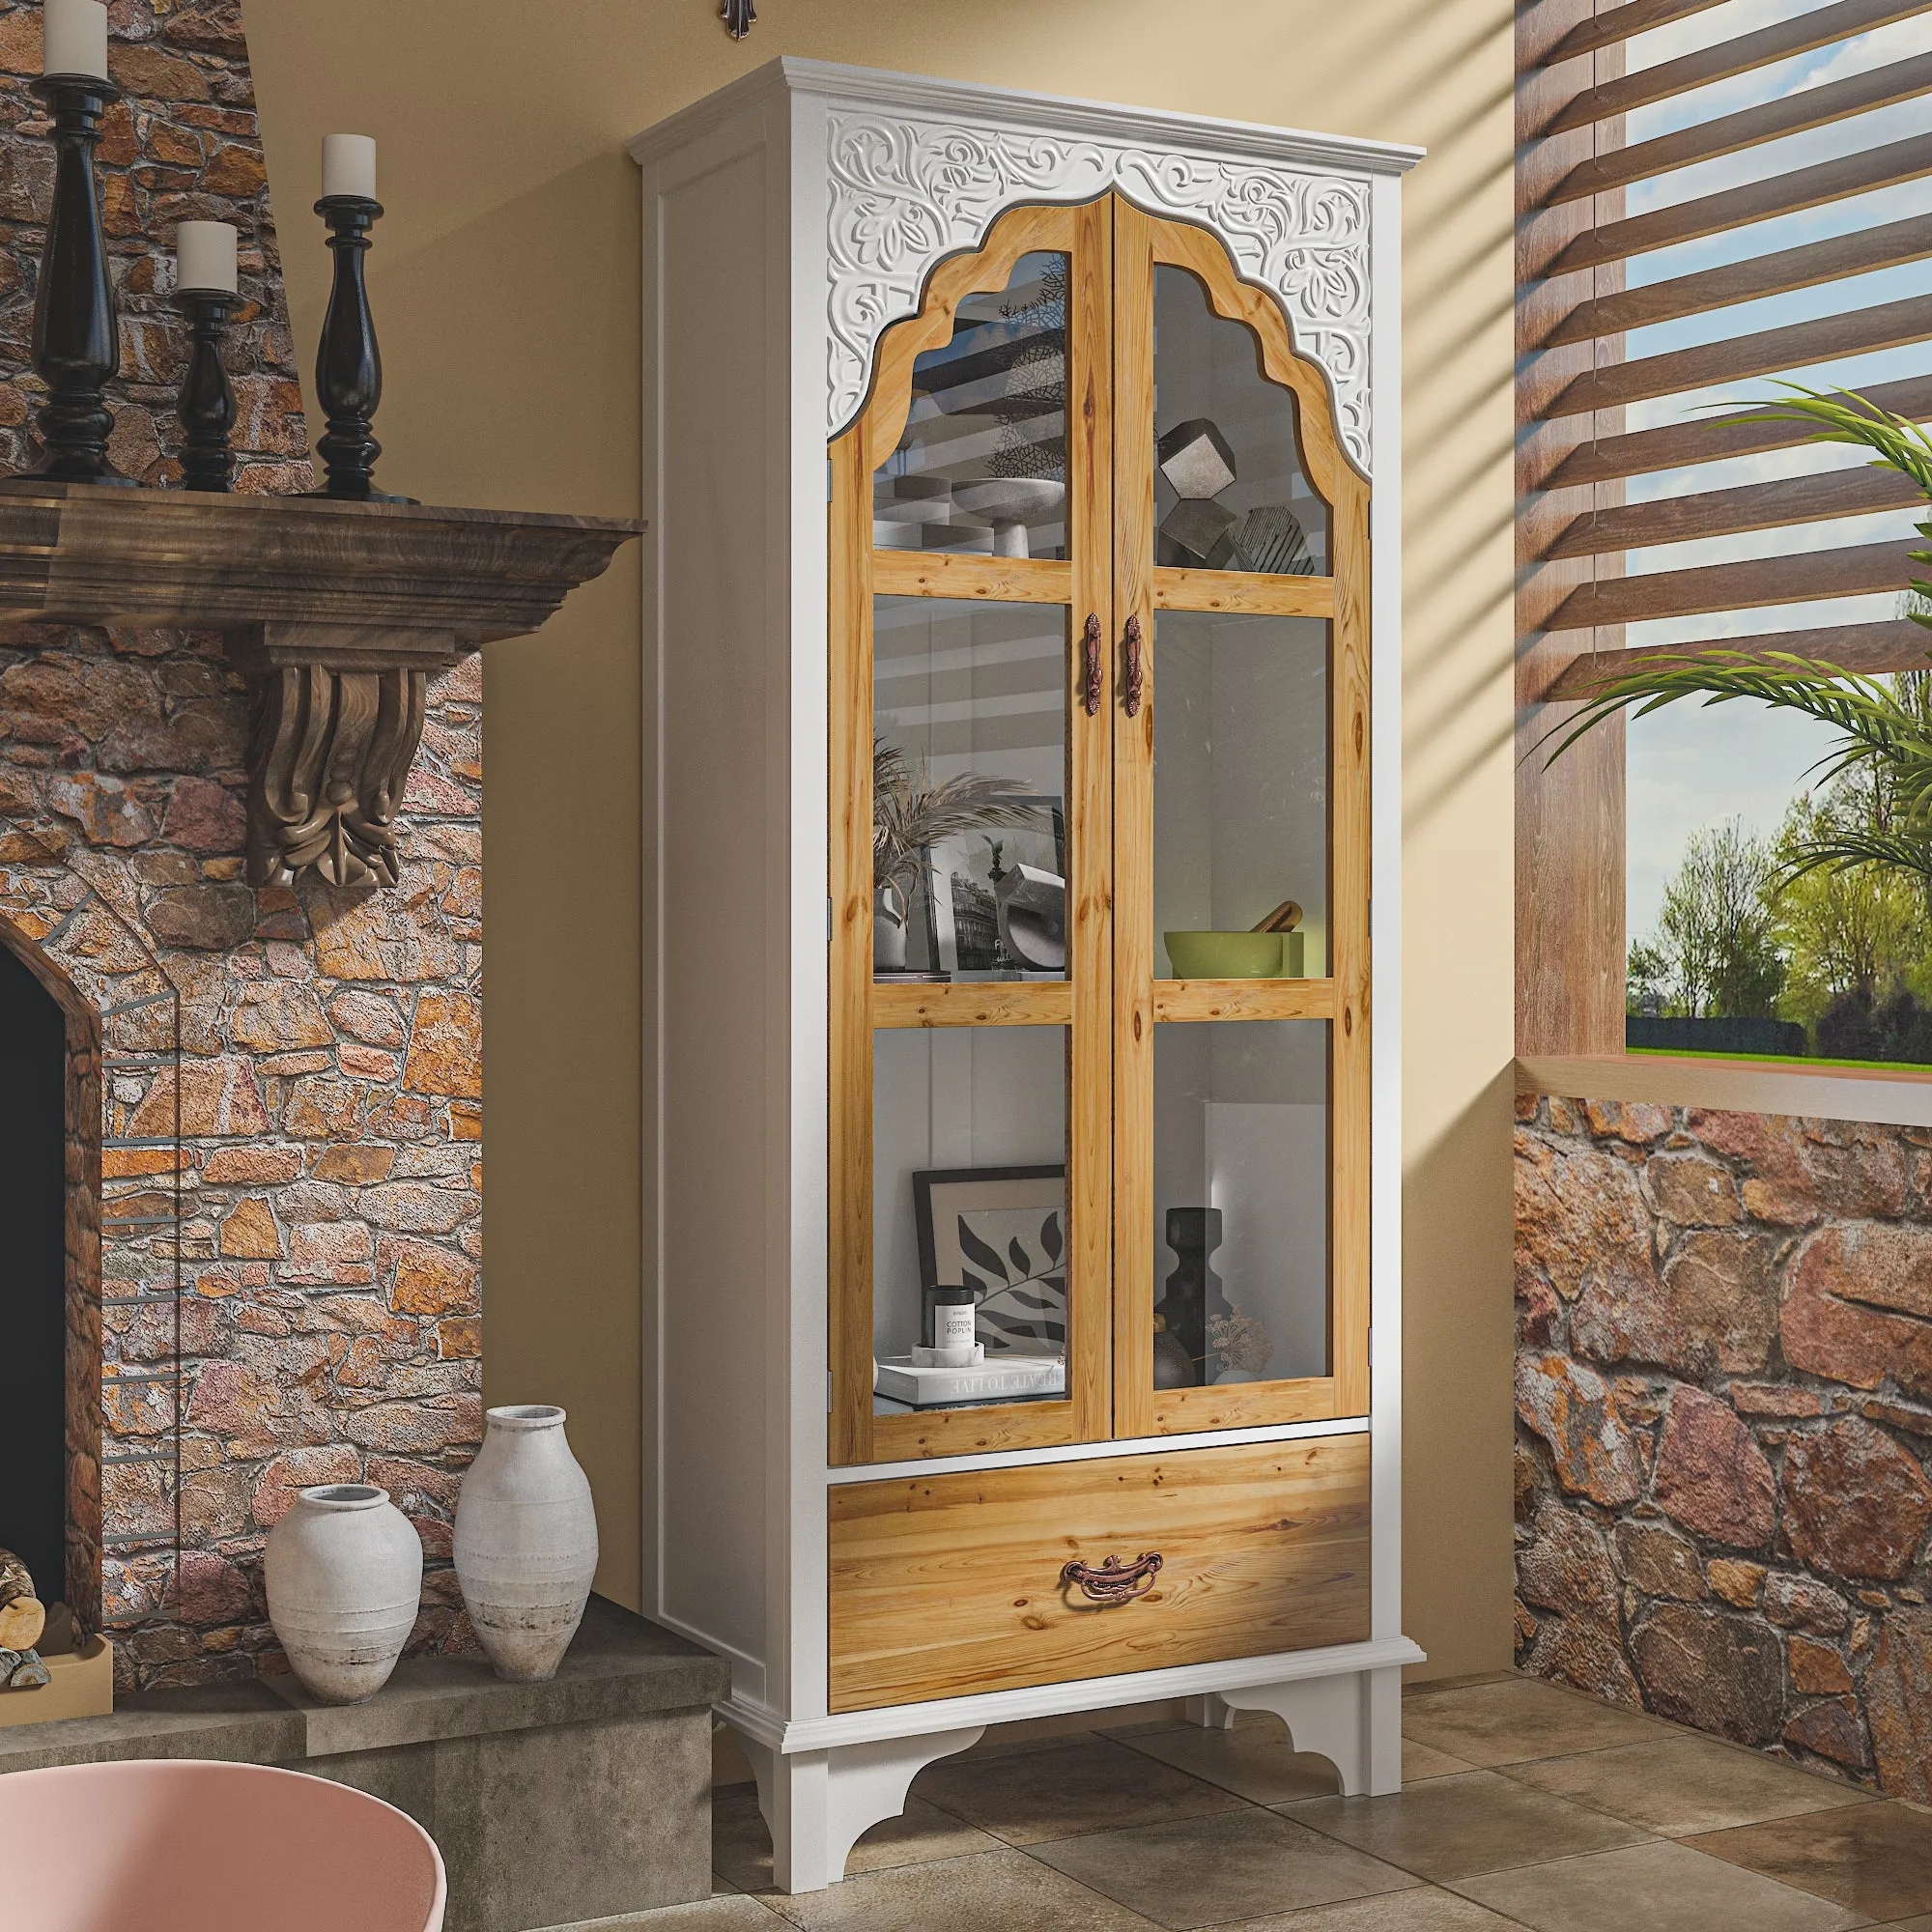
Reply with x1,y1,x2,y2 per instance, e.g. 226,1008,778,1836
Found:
1634,819,1783,1018
1766,781,1928,1029
1626,937,1670,1016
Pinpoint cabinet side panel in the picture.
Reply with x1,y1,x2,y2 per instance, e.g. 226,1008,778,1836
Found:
658,142,773,1674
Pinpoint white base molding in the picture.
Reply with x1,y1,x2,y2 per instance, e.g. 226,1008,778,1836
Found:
1212,1663,1404,1795
715,1640,1419,1890
748,1634,1424,1755
733,1722,983,1892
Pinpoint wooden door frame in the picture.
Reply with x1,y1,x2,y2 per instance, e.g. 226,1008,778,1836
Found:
1109,198,1373,1439
828,198,1115,1466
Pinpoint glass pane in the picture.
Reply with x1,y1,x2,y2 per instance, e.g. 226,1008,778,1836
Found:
1151,1020,1329,1392
873,1024,1069,1412
873,595,1068,983
874,250,1069,559
1151,265,1328,575
1152,611,1328,979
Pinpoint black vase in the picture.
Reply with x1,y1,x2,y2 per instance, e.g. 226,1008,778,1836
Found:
1153,1207,1229,1382
1151,1325,1195,1390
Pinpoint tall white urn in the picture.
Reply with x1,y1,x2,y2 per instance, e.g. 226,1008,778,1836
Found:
265,1484,423,1704
454,1405,599,1682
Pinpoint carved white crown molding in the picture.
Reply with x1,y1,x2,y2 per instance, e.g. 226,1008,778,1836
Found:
825,109,1375,474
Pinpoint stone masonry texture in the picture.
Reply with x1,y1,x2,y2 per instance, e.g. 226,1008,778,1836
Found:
0,0,483,1687
1517,1094,1932,1800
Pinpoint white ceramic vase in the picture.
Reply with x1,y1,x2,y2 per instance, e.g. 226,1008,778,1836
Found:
873,883,908,971
453,1405,599,1683
265,1483,423,1705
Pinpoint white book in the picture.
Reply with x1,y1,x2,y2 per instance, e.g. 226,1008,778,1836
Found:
873,1354,1065,1407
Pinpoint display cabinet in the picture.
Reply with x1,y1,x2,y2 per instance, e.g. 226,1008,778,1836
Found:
633,60,1420,1892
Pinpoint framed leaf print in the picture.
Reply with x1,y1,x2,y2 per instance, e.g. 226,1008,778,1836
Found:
913,1165,1067,1356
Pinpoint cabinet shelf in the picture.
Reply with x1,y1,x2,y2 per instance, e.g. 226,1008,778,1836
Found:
873,978,1336,1027
870,551,1070,601
1152,569,1335,616
0,481,639,887
874,980,1072,1027
1152,978,1336,1022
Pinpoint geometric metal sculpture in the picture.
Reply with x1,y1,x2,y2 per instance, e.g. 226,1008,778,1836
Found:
1231,502,1315,577
1158,495,1237,568
1156,417,1236,500
1155,417,1239,567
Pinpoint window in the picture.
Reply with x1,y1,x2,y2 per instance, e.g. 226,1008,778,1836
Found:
1516,0,1932,1065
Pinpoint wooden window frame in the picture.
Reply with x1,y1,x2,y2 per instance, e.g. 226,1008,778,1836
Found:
1516,0,1932,1059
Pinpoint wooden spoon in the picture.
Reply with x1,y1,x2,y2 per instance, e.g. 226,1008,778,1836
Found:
1252,900,1302,935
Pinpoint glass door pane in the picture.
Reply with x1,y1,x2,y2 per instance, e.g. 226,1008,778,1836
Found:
1112,195,1363,1436
1152,611,1329,980
1151,265,1328,576
1151,1021,1329,1394
873,1024,1069,1412
873,595,1069,983
875,249,1070,560
834,198,1111,1463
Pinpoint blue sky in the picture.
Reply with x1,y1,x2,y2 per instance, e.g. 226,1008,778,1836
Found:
1614,2,1932,938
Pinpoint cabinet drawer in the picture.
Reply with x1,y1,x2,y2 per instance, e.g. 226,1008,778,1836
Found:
827,1435,1370,1713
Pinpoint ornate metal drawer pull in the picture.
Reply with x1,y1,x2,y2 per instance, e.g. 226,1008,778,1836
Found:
1081,612,1104,716
1122,614,1145,718
1061,1550,1162,1605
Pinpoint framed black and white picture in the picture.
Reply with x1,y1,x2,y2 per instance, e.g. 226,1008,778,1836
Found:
914,1164,1067,1356
924,798,1066,975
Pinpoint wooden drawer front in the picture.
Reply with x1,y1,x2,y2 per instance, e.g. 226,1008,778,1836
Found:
827,1435,1370,1713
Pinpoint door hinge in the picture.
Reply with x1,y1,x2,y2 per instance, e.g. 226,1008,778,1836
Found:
826,1371,834,1413
827,896,833,944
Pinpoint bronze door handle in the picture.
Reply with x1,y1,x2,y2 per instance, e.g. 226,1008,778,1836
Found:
1122,614,1145,718
1061,1550,1162,1605
1081,612,1103,716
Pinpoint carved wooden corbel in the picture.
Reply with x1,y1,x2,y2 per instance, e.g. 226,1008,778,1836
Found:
226,624,456,889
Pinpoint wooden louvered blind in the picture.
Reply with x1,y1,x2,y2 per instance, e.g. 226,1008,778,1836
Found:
1516,0,1932,1056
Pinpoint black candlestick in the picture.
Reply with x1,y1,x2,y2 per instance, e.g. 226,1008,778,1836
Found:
309,194,409,502
18,74,135,485
174,288,237,492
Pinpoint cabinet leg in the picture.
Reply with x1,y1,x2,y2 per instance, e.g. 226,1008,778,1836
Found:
1183,1692,1236,1730
731,1724,983,1892
1217,1666,1403,1796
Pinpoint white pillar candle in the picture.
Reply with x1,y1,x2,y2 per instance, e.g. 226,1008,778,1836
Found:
176,220,238,295
321,133,377,201
43,0,109,80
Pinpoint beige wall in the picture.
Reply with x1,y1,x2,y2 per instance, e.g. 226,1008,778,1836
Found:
243,0,1517,1680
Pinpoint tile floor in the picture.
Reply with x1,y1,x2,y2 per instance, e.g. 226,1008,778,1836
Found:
622,1674,1932,1929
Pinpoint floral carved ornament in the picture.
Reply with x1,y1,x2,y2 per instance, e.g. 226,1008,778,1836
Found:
824,113,1375,474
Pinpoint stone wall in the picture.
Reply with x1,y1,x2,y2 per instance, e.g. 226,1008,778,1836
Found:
0,0,484,1687
1517,1094,1932,1799
0,0,306,489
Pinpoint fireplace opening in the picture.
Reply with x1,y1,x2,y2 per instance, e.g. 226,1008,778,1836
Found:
0,938,68,1607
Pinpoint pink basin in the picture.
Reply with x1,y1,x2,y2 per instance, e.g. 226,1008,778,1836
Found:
0,1758,446,1932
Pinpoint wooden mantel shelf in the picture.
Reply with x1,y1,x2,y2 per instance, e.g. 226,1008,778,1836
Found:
0,482,642,889
0,480,639,643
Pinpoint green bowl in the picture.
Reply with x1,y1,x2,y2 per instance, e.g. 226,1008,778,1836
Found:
1164,930,1282,979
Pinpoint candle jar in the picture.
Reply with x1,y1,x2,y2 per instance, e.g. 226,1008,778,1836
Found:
931,1287,977,1355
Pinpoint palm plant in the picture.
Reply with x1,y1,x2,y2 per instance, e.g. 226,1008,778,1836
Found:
1547,387,1932,892
872,738,1040,905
